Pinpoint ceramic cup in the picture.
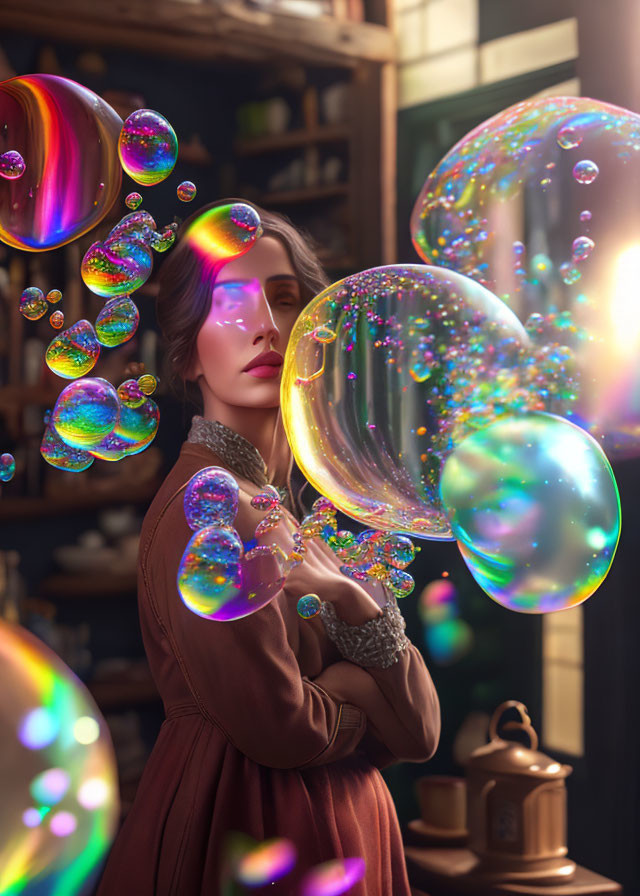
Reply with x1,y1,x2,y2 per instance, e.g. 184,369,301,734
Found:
415,775,467,832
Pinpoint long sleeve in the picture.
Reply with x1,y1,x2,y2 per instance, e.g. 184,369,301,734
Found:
140,486,367,770
313,646,441,765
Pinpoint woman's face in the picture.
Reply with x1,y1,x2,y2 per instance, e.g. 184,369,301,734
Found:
191,235,303,410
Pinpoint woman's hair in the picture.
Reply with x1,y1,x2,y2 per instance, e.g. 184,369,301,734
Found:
156,200,330,400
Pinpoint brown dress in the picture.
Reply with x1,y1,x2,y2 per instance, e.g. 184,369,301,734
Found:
97,441,441,896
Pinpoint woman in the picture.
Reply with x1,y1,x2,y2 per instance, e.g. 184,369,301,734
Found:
97,201,441,896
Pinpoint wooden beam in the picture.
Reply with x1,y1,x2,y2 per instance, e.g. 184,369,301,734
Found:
0,0,395,65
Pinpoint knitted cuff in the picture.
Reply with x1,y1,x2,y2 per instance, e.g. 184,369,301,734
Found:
319,593,410,669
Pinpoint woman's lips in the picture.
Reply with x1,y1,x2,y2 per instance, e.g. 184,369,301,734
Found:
245,364,282,378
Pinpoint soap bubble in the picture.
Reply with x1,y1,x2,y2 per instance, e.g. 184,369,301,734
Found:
51,377,119,450
81,238,152,298
572,159,599,184
571,236,595,262
0,150,26,179
177,180,196,202
46,289,62,304
184,201,262,276
0,620,118,894
440,413,621,613
118,109,178,186
137,373,157,395
49,310,64,329
282,264,543,540
149,227,176,252
116,378,145,408
0,452,15,482
19,287,47,321
411,95,640,457
89,394,159,461
234,838,297,887
95,296,140,347
424,618,474,665
297,594,321,618
177,525,286,621
125,192,142,210
301,858,366,896
106,210,156,247
45,320,101,379
40,425,94,472
0,74,122,250
184,467,239,531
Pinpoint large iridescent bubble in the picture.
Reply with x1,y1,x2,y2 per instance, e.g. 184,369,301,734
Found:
0,620,118,895
184,202,263,277
281,264,556,540
0,74,122,251
51,378,119,450
118,109,178,186
411,95,640,457
439,412,621,613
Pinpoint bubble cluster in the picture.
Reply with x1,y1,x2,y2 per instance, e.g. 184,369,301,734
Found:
95,296,140,347
440,413,621,613
177,180,196,202
0,149,26,179
178,467,288,621
90,393,159,461
0,452,16,482
118,109,178,186
282,264,559,539
20,287,48,321
0,74,122,251
301,858,366,896
0,620,118,894
45,320,101,379
410,94,640,457
125,191,142,210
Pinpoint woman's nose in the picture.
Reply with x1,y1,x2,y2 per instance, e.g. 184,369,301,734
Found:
251,289,280,346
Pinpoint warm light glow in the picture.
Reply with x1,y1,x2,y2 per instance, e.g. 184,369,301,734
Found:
610,244,640,353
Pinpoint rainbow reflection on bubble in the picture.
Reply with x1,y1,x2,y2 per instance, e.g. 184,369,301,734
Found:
0,620,118,895
184,467,239,531
51,378,119,450
440,413,621,613
40,425,94,472
0,150,26,179
118,109,178,186
89,394,158,461
125,192,142,210
95,296,140,347
235,838,297,887
282,264,555,540
177,181,196,202
19,287,47,321
0,74,122,251
0,452,16,482
45,320,101,379
410,95,640,458
301,858,366,896
184,202,262,276
81,238,152,298
106,210,156,247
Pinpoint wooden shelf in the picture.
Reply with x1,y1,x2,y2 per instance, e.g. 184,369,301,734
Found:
260,183,350,205
0,478,160,522
0,0,396,65
0,384,61,410
41,572,137,599
235,124,350,156
88,676,161,710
